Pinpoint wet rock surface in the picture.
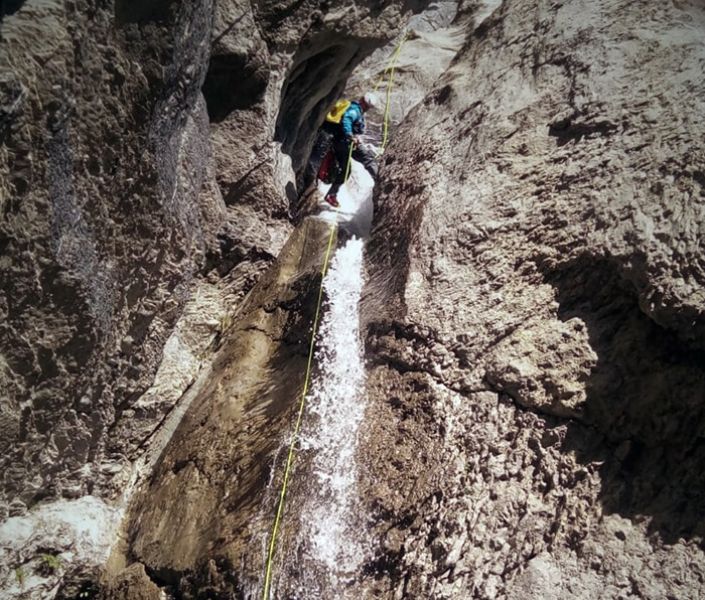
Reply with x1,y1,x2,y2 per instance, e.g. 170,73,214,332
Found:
360,0,705,598
1,0,422,596
122,218,337,598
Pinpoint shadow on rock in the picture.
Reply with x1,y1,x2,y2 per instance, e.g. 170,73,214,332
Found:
0,0,25,19
545,255,705,544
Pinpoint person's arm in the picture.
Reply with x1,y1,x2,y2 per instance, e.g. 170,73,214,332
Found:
358,112,366,135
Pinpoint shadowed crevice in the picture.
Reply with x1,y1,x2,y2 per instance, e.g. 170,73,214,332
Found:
202,53,270,122
114,0,177,24
544,255,705,544
0,0,25,19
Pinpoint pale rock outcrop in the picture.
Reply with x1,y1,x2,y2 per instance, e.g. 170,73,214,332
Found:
347,1,465,132
484,317,597,418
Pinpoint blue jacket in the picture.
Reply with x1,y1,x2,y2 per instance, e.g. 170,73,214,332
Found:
341,101,365,138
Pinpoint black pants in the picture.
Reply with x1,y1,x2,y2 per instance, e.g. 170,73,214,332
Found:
327,136,378,197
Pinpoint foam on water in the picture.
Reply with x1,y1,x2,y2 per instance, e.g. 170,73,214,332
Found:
263,154,375,598
317,159,374,238
298,236,368,581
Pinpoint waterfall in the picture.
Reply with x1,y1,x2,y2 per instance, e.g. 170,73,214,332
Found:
260,159,374,600
267,237,368,599
298,236,368,584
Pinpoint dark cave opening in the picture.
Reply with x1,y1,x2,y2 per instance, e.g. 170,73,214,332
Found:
274,43,359,177
0,0,25,19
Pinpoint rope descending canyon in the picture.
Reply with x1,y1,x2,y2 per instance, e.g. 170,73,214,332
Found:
261,32,406,600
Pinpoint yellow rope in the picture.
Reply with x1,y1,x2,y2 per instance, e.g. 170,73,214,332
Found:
343,134,355,183
261,30,406,600
372,30,407,96
379,30,406,154
261,154,348,600
261,216,337,600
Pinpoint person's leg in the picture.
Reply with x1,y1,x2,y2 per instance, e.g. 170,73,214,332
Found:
313,130,332,164
304,129,333,187
352,144,378,179
326,136,351,201
304,122,339,188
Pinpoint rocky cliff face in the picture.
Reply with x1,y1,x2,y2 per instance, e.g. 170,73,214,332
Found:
1,0,218,508
1,0,422,597
3,0,705,598
1,3,224,594
360,0,705,597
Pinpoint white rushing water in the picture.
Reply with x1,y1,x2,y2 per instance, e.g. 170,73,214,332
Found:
297,236,368,587
264,156,374,599
317,158,375,238
293,152,376,588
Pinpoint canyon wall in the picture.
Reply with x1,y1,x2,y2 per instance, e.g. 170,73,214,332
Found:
359,0,705,598
3,0,705,598
1,0,219,512
0,1,422,597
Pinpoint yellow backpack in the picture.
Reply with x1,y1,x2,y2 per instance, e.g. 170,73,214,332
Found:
325,99,351,124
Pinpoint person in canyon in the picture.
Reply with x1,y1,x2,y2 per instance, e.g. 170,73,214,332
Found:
314,92,381,207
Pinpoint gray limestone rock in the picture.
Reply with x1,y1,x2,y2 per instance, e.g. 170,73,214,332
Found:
360,0,705,597
1,0,425,596
4,0,704,598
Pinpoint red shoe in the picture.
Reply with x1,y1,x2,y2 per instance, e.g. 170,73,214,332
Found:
325,194,339,208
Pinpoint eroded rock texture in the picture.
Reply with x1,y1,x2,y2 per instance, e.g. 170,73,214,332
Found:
4,0,704,597
0,1,226,596
1,0,219,513
360,0,705,598
1,0,423,597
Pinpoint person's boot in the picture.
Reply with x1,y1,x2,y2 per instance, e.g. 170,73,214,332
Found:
325,192,339,208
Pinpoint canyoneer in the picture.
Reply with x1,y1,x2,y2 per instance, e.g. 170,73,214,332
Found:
314,92,381,207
